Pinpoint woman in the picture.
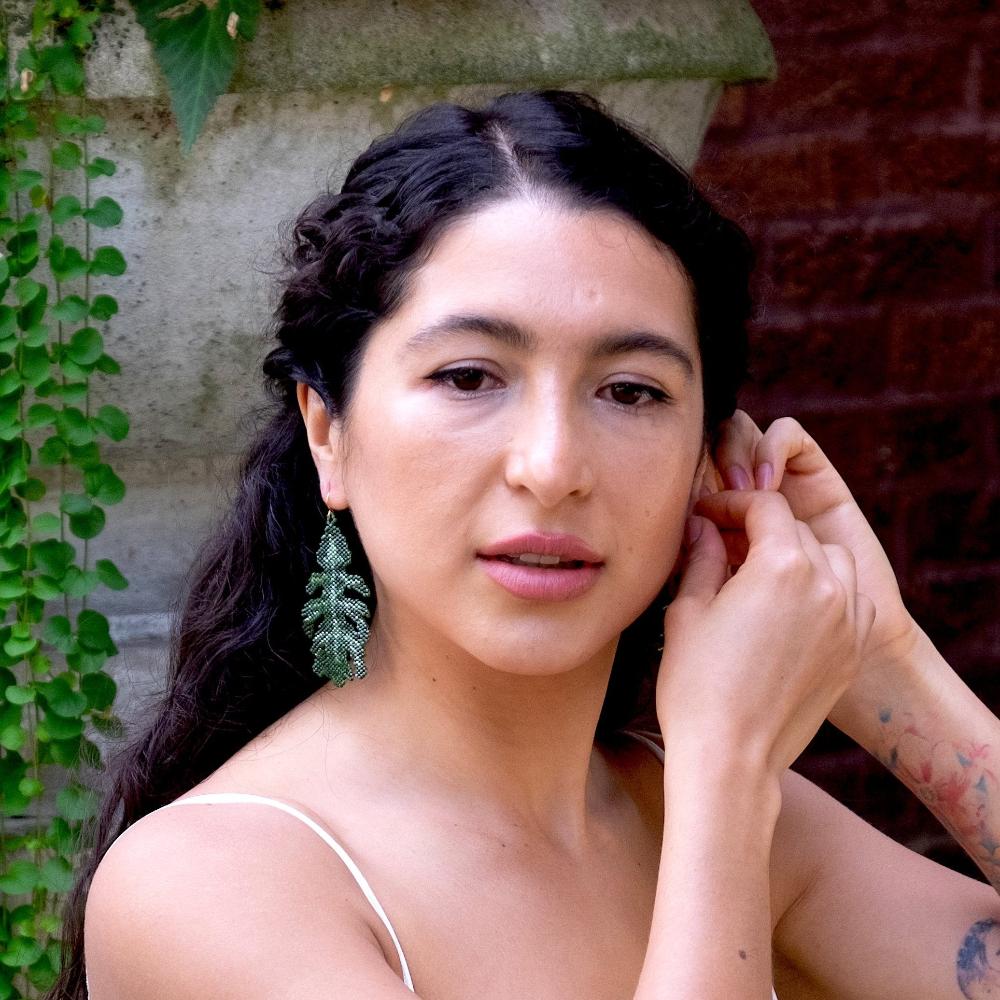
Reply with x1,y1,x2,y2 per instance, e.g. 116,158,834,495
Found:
65,90,999,999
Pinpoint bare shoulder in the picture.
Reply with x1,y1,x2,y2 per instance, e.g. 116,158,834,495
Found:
84,800,417,999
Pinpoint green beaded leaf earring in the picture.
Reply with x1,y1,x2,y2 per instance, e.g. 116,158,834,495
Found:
302,506,372,686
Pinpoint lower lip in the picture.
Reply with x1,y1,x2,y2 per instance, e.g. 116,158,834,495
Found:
476,557,603,601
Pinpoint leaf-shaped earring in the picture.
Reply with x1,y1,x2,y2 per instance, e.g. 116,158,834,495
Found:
302,507,372,686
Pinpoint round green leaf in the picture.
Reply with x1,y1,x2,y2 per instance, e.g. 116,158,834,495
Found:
14,477,45,501
0,863,38,897
31,512,61,535
90,246,126,277
18,776,43,797
89,294,119,321
50,195,82,225
78,609,114,653
0,577,28,599
0,723,26,751
42,615,73,650
21,344,51,386
22,322,50,347
5,684,35,705
85,464,126,504
42,712,83,739
86,157,117,178
59,492,92,515
53,111,83,135
3,634,38,658
40,676,88,717
95,558,128,590
66,441,101,468
37,436,68,465
25,403,58,429
29,575,63,600
15,276,42,305
94,354,122,375
51,140,83,170
56,407,93,447
91,711,125,739
32,539,75,576
82,673,118,712
52,295,89,323
67,327,103,365
0,546,24,571
39,856,74,894
79,113,106,134
95,404,129,440
83,196,123,228
0,369,20,396
56,783,98,821
69,506,105,539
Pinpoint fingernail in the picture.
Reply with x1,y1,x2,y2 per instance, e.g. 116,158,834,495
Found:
756,462,773,490
685,515,703,546
728,464,752,490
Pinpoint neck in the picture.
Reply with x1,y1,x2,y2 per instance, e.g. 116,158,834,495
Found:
315,604,624,855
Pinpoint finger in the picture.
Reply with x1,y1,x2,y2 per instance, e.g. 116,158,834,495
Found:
792,521,841,581
753,416,839,493
673,515,729,604
694,489,802,553
712,409,764,491
719,527,749,567
823,543,858,628
855,592,877,648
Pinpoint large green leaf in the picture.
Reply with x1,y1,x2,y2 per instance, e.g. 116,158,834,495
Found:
129,0,260,152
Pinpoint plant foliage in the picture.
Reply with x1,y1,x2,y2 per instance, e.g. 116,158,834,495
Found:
1,1,128,995
130,0,261,152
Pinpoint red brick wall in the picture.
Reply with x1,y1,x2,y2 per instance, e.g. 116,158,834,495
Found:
693,0,999,878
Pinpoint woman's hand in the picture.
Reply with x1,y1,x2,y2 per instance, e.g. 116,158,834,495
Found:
656,490,876,779
702,410,918,667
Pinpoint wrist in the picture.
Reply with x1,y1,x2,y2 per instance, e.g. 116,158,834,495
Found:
661,736,784,829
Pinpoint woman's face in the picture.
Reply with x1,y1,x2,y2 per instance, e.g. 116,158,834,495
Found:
317,195,709,678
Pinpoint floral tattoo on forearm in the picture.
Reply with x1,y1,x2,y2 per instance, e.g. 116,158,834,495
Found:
874,706,1000,880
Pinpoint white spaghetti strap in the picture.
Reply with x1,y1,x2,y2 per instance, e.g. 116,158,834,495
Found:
160,792,415,992
621,728,665,763
619,732,780,1000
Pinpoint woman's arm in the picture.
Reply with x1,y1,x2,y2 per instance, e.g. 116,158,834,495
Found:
633,752,782,1000
634,491,874,999
830,621,1000,893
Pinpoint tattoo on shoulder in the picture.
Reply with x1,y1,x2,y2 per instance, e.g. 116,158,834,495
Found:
957,918,1000,999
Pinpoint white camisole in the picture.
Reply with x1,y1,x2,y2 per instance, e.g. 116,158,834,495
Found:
85,729,778,999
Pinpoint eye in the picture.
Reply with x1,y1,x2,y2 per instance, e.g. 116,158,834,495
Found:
426,366,498,394
601,382,672,412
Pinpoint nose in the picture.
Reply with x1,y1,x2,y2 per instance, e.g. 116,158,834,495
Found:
502,378,596,507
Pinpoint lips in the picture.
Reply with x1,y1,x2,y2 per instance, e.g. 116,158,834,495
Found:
476,531,603,565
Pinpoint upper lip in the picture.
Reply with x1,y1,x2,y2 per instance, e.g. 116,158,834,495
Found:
477,532,603,564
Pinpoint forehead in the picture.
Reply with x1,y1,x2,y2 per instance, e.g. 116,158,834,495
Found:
381,197,698,352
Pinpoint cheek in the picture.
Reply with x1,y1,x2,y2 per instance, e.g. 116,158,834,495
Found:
343,391,484,571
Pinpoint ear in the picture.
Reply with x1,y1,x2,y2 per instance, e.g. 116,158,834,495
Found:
689,443,719,512
296,383,348,509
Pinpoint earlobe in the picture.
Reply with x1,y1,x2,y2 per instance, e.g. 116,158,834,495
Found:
295,383,349,509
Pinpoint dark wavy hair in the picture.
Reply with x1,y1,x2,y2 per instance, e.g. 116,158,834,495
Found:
49,88,753,998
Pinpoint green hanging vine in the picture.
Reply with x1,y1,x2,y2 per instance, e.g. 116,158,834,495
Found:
0,1,128,996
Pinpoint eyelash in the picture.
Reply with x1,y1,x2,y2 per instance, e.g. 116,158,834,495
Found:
425,366,673,413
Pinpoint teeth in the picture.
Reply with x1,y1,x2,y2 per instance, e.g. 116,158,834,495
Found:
516,553,562,565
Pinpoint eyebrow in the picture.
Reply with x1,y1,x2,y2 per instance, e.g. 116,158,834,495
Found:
400,313,697,381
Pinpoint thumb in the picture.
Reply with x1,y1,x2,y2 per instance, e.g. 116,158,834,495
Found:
673,515,728,604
